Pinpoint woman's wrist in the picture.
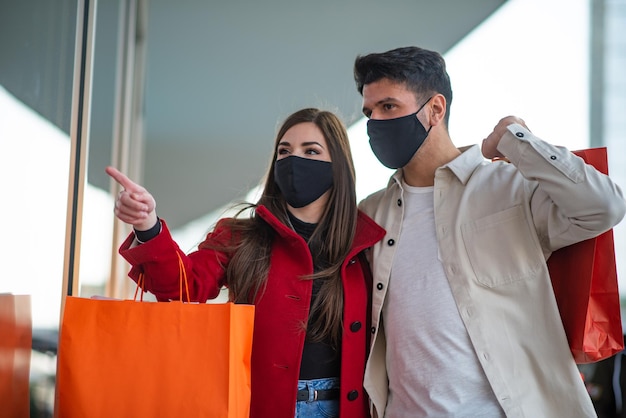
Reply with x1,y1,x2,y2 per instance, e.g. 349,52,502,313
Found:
134,217,161,243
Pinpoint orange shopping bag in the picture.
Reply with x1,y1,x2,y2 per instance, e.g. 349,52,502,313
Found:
0,294,32,418
55,256,254,418
547,147,623,363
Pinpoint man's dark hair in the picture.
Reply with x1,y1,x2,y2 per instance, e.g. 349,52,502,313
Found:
354,46,453,125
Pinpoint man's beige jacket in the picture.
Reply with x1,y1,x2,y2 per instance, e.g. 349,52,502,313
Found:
359,124,626,417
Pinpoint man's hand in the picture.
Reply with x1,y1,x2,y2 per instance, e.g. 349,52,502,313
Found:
481,116,529,160
105,166,158,231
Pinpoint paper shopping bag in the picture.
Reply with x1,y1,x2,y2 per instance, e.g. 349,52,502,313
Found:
55,298,254,418
547,147,623,363
0,294,32,418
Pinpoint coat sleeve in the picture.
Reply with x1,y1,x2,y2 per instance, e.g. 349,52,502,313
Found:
497,123,626,252
119,219,233,302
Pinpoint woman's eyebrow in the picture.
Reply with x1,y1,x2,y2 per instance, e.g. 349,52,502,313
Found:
278,140,324,148
301,141,324,148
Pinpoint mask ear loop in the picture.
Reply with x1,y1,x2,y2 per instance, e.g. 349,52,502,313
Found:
417,96,434,114
416,95,434,132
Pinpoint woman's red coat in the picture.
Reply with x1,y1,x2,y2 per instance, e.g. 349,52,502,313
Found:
119,205,385,418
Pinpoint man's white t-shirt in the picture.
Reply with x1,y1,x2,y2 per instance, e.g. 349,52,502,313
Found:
382,182,504,417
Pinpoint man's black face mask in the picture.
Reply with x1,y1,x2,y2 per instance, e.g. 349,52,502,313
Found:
366,97,433,169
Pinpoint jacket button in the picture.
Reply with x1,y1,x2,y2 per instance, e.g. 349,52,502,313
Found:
387,239,395,246
347,390,359,401
350,321,362,332
397,198,402,206
376,283,383,290
515,132,524,138
371,326,376,334
550,155,557,160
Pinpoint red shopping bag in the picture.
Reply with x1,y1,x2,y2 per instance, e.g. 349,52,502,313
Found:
0,294,32,418
55,254,254,418
547,147,623,363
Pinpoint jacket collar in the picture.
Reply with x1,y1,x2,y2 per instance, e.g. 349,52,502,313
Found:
255,204,385,252
387,144,485,188
441,144,485,185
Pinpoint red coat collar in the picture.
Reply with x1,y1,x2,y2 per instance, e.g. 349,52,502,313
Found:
254,204,385,257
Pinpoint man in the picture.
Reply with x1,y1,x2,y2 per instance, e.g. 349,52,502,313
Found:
354,46,626,417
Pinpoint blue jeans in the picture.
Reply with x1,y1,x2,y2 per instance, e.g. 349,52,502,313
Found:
294,377,340,418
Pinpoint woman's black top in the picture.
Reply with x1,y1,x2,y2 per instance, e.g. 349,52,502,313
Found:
288,212,341,380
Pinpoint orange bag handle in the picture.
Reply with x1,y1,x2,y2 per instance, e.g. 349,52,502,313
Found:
177,252,191,303
133,251,191,303
134,274,145,301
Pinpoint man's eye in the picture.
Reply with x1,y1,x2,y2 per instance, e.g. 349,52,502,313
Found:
383,103,395,111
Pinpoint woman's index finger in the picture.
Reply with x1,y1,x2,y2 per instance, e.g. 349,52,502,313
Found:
105,166,140,191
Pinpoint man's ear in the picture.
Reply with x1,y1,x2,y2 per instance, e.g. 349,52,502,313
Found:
429,94,447,127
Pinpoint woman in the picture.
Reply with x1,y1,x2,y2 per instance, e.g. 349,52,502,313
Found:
106,108,385,418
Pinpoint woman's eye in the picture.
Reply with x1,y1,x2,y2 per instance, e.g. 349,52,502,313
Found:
305,148,320,155
277,148,289,155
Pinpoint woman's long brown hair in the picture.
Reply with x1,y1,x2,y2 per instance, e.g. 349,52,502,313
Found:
206,108,358,346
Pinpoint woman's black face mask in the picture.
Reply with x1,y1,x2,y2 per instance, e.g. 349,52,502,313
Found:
366,97,433,169
274,155,333,208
